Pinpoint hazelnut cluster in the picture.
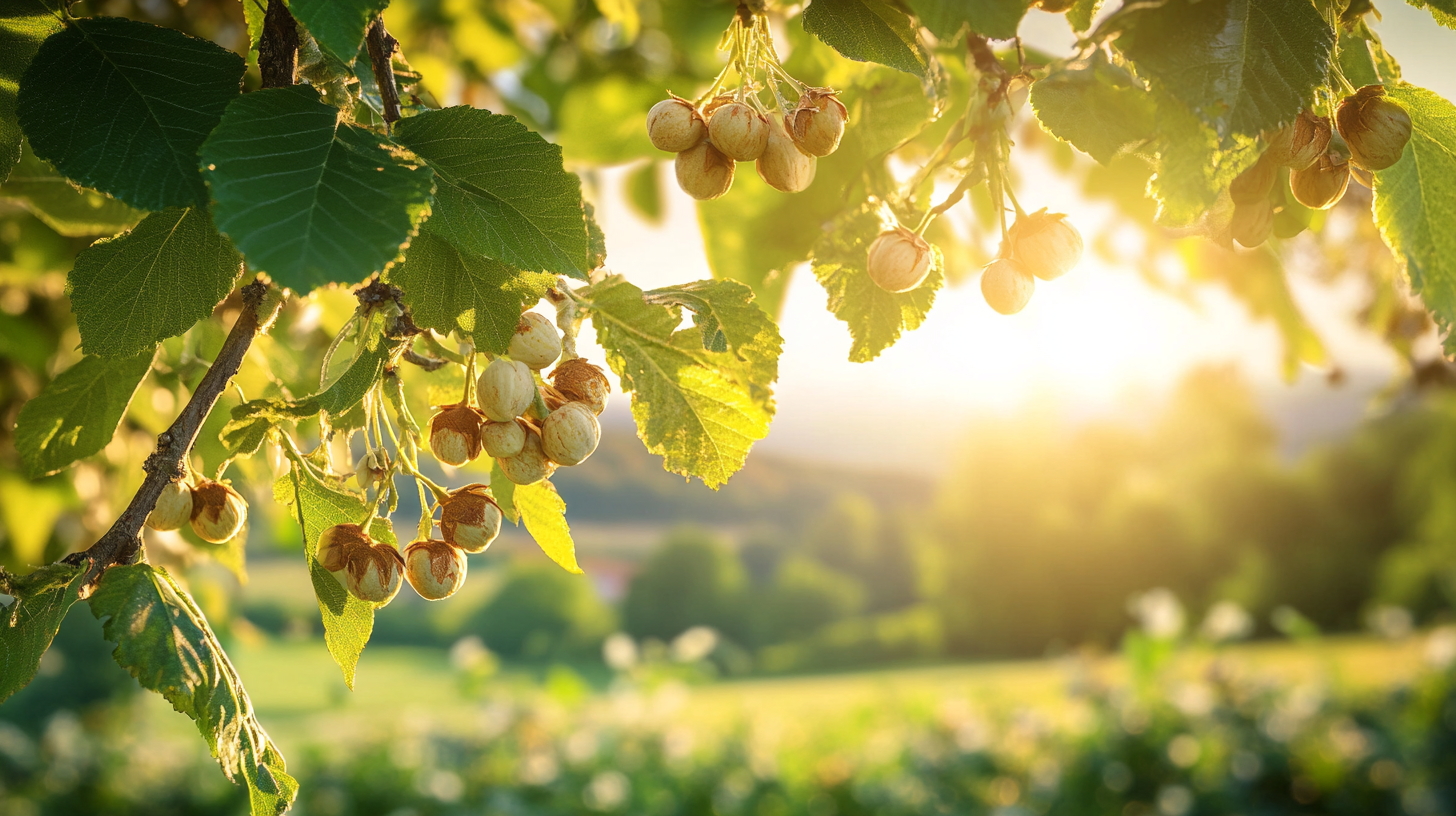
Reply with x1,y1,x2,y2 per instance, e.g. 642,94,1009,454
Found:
145,477,249,544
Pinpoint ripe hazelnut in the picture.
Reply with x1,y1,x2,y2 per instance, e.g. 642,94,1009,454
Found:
1008,210,1083,281
439,484,504,553
980,258,1035,315
318,522,371,586
146,481,193,532
549,358,610,416
353,448,392,492
1230,199,1273,248
1336,85,1412,171
708,101,770,161
429,404,484,466
345,541,405,605
509,312,562,370
477,358,536,422
756,118,816,193
189,480,247,543
675,141,735,201
498,427,555,485
646,96,706,153
482,419,527,458
541,402,601,466
787,88,848,157
1264,111,1332,171
404,539,468,601
1289,152,1350,210
866,227,933,293
1229,158,1277,206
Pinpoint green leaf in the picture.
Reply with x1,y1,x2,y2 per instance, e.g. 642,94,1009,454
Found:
907,0,1029,41
1113,0,1334,139
199,85,435,293
0,142,144,236
554,76,662,166
1405,1,1456,29
580,275,774,489
89,563,298,816
1339,23,1401,88
15,350,153,478
387,228,554,355
0,562,85,704
1067,0,1104,33
17,17,244,210
0,0,63,181
810,204,943,363
514,480,582,574
1371,85,1456,348
1148,96,1259,226
802,0,929,77
1030,56,1156,166
290,0,387,64
643,278,783,412
393,106,590,279
274,466,397,688
67,207,243,358
489,459,518,524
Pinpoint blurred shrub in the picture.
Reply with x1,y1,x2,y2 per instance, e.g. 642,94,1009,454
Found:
744,555,864,648
467,562,614,659
622,528,746,642
757,604,943,673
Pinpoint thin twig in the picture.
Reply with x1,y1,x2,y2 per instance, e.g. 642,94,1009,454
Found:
366,17,403,125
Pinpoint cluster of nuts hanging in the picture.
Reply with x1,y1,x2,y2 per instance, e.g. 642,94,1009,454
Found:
145,475,249,544
316,310,612,607
646,9,846,200
1229,84,1412,248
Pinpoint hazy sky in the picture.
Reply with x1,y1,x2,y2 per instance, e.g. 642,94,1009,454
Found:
566,4,1453,471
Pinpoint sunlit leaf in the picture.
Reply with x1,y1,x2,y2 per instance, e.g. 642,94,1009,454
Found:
14,350,153,478
0,562,85,704
515,480,582,573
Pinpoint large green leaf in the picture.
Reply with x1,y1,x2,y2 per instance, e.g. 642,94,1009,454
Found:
387,228,554,355
89,563,298,816
1113,0,1334,139
515,481,582,574
0,142,143,236
643,278,782,413
556,77,661,166
810,204,943,363
802,0,928,77
0,562,85,704
0,0,63,182
1372,85,1456,347
580,275,775,489
1405,1,1456,29
14,350,153,478
199,85,435,293
68,207,243,358
16,17,244,211
907,0,1029,41
290,0,388,64
1030,56,1156,166
393,107,590,279
1148,97,1260,226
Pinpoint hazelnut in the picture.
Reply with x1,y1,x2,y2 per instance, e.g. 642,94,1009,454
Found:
787,88,848,157
352,448,392,492
439,484,504,553
1264,111,1332,171
404,539,468,601
548,358,610,416
429,404,484,466
707,101,770,161
318,522,371,586
646,96,706,153
1230,199,1273,248
1336,85,1412,171
1008,210,1083,281
756,118,816,193
482,419,527,458
345,540,405,605
498,427,555,485
477,358,536,422
866,227,933,293
1228,158,1277,206
1289,152,1350,210
541,402,601,466
508,312,562,370
980,258,1035,315
675,141,735,201
189,480,247,544
146,481,193,532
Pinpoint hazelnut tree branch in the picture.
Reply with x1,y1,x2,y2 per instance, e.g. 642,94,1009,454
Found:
258,0,298,90
366,16,403,125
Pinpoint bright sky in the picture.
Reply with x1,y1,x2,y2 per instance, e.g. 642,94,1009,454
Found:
565,4,1454,471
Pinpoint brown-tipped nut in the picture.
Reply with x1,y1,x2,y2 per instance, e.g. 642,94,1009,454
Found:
404,539,468,601
345,541,405,605
429,404,484,466
1336,85,1412,171
1008,210,1083,281
756,118,816,193
146,481,193,532
189,480,247,543
1230,199,1274,248
866,227,933,293
541,402,601,466
646,96,706,153
509,312,562,370
318,522,371,586
478,358,536,422
440,484,504,553
787,88,848,157
980,258,1035,315
498,428,555,485
353,449,392,491
549,358,610,416
1289,152,1350,210
1229,158,1277,206
675,141,735,200
1265,111,1332,171
707,101,770,161
482,419,527,458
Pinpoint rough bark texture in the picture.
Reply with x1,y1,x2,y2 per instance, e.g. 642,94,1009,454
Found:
259,0,298,90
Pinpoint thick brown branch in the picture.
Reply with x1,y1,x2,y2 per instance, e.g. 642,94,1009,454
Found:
64,282,283,594
365,17,402,124
259,0,298,89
